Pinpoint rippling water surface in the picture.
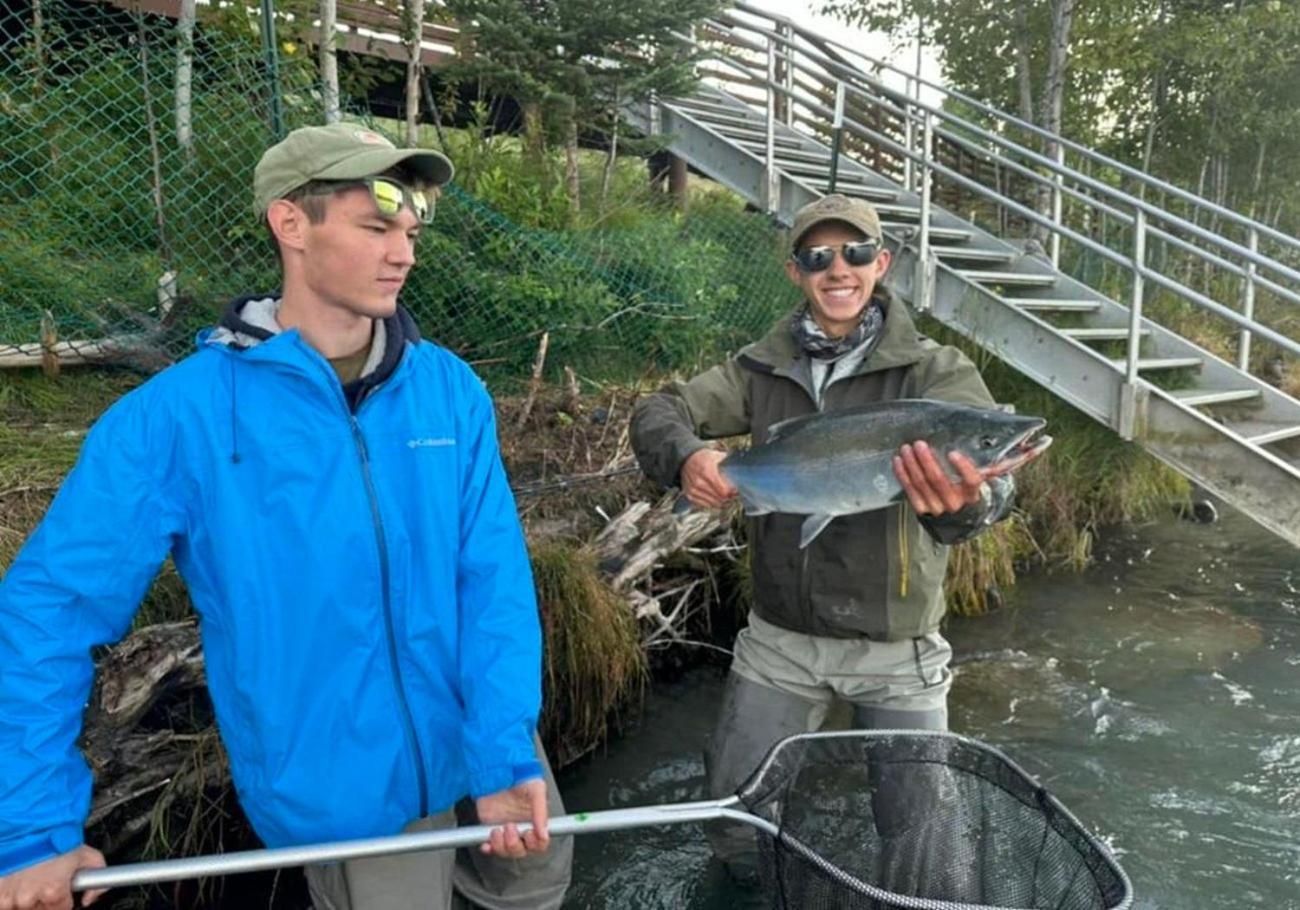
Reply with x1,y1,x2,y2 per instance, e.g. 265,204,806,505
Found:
558,510,1300,909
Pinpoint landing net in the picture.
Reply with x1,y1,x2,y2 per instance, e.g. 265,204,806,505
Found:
737,731,1132,910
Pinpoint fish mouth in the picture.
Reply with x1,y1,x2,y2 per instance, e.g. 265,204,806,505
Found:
993,420,1052,473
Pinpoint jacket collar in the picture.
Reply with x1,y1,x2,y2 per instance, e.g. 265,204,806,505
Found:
204,293,422,401
739,286,928,378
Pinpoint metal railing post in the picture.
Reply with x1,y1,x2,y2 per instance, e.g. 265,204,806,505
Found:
916,109,935,311
902,76,915,193
763,36,778,213
1239,227,1258,371
1050,144,1064,268
778,21,794,127
828,81,845,194
1119,208,1147,440
258,0,285,140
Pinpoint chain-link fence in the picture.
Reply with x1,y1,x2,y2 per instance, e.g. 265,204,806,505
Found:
1,0,797,387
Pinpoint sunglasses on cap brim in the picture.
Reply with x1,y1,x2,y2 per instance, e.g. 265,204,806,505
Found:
791,240,880,273
304,177,435,224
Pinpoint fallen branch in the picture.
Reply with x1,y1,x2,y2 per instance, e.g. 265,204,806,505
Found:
514,331,550,430
592,491,731,592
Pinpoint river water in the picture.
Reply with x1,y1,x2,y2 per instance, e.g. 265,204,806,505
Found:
557,509,1300,909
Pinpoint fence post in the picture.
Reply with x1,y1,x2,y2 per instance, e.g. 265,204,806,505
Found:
1119,207,1147,440
259,0,285,140
1238,227,1258,371
763,36,778,213
1050,143,1064,268
915,109,934,311
828,81,845,194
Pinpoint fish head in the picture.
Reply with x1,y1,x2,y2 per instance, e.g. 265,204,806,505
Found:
954,410,1052,474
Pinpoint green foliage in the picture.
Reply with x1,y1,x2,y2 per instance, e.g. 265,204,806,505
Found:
443,0,725,149
822,0,1300,229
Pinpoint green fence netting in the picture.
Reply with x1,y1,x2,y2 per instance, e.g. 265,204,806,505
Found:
1,0,796,386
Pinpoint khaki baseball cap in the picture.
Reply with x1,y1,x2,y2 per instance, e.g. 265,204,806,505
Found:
253,122,454,215
788,193,883,250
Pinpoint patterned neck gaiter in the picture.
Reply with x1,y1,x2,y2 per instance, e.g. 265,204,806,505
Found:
790,297,885,361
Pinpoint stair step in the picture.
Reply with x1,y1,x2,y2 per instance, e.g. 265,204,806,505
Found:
882,222,972,243
869,203,927,220
1111,357,1203,372
933,247,1016,263
1002,298,1101,313
1248,423,1300,446
828,183,902,202
959,270,1057,287
708,125,805,148
1169,388,1262,407
1061,327,1150,341
669,96,752,117
677,107,768,128
783,166,893,195
738,144,835,164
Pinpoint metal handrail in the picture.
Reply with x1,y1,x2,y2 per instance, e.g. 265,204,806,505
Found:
699,12,1300,294
725,0,1300,258
671,17,1300,370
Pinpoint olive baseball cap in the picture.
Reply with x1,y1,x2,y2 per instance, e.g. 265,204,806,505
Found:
253,122,454,215
788,193,883,250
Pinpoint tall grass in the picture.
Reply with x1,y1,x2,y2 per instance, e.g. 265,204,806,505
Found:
530,539,648,764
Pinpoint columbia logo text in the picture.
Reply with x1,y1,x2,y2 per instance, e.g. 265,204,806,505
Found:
407,437,456,449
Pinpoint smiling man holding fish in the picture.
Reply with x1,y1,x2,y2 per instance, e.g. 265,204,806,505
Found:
631,193,1046,881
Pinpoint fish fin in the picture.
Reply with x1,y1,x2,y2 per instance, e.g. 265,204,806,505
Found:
764,411,825,442
738,492,771,516
799,513,835,548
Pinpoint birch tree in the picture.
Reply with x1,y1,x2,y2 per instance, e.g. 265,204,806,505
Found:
404,0,426,146
320,0,340,123
175,0,195,154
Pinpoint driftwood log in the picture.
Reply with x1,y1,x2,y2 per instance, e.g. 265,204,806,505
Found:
80,493,729,855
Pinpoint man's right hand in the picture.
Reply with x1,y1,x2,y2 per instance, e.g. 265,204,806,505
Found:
0,845,107,910
680,448,738,510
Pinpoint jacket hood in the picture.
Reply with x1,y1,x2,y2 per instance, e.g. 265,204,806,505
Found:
208,294,422,408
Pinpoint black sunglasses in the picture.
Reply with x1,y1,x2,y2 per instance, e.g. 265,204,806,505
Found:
792,240,880,273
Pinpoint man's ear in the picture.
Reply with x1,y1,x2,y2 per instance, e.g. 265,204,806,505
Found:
267,199,309,254
784,257,802,286
872,247,892,278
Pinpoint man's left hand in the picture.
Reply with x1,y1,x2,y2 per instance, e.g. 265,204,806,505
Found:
892,440,992,517
475,778,550,858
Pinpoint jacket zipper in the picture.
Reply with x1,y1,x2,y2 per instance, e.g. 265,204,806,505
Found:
348,413,431,819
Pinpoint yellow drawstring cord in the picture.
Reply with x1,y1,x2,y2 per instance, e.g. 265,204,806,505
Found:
898,506,910,598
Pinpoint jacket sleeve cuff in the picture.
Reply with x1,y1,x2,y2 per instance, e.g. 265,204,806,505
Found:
0,825,84,877
668,438,712,486
468,760,544,800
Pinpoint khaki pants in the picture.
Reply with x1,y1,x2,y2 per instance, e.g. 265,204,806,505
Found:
705,612,952,871
305,736,572,910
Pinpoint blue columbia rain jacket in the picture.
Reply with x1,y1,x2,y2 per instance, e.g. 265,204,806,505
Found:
0,298,543,876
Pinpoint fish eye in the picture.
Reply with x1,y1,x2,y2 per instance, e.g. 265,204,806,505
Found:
980,434,998,448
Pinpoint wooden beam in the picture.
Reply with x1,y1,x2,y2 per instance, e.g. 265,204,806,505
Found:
86,0,459,67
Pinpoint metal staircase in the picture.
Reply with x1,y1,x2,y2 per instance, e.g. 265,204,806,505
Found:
626,3,1300,549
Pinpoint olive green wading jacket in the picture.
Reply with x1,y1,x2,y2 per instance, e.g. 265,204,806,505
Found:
631,290,1008,641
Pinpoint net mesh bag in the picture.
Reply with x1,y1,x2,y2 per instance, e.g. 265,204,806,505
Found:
735,731,1132,910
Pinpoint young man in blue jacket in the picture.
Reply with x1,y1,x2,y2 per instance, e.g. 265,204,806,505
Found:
0,123,571,910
